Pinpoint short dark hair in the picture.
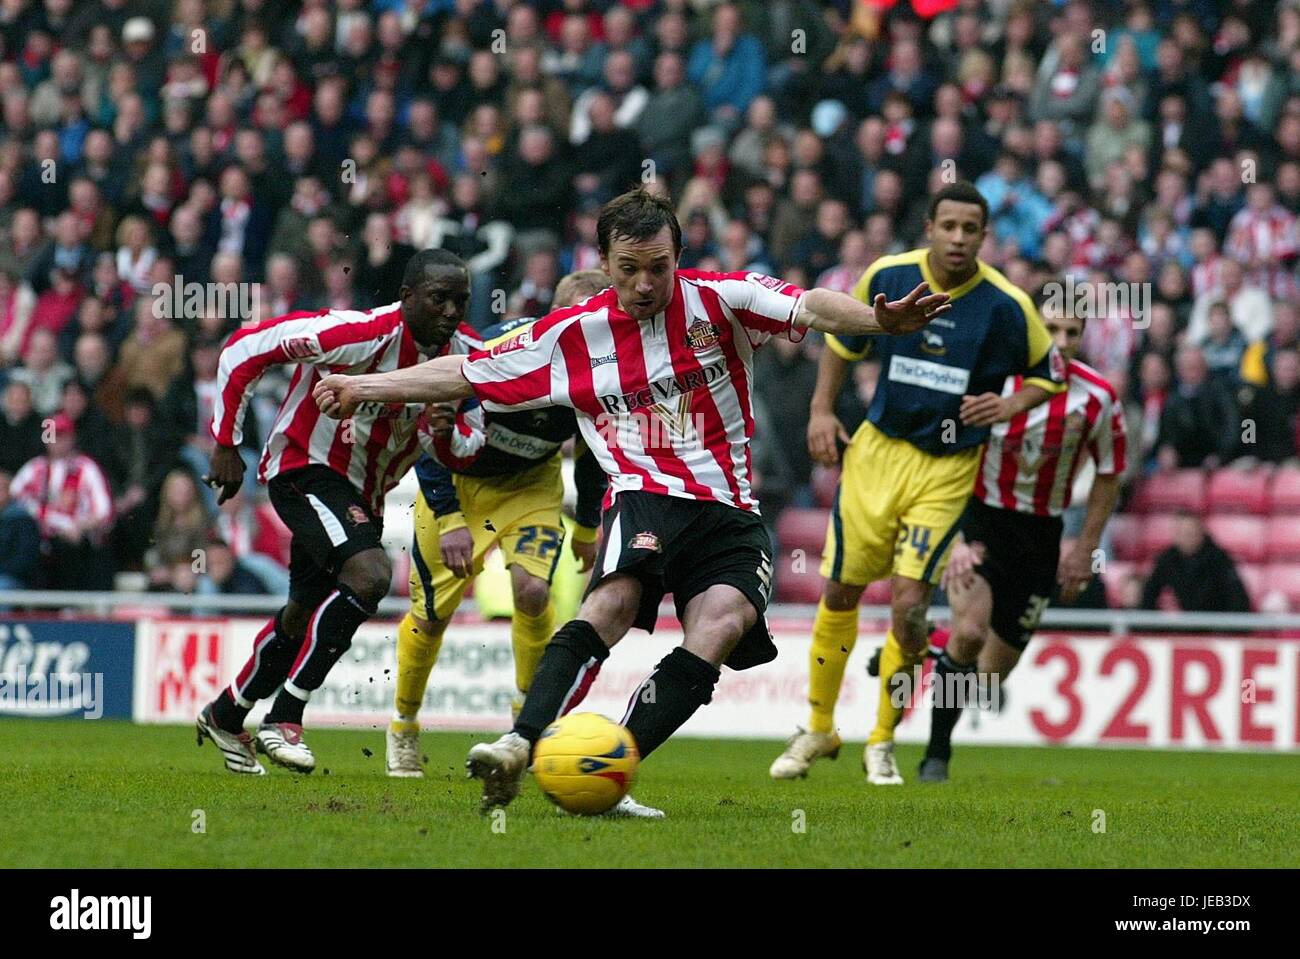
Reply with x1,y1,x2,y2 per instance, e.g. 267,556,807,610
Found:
927,181,989,227
597,189,681,256
402,248,467,288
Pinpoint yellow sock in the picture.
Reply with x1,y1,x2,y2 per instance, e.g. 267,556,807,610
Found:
392,612,445,731
868,630,926,745
807,600,859,734
512,601,555,695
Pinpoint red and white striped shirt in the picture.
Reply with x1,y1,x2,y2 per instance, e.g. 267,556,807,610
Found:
462,269,806,512
973,360,1126,518
210,304,481,517
11,453,114,540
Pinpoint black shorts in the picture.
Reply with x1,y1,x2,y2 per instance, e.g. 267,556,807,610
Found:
267,465,385,608
958,496,1062,651
587,490,777,670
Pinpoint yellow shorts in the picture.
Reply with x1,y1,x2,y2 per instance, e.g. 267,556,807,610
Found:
409,456,567,623
820,421,980,586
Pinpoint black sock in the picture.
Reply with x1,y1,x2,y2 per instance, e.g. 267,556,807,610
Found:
514,620,609,742
924,650,976,762
623,647,719,759
211,611,297,731
266,586,376,725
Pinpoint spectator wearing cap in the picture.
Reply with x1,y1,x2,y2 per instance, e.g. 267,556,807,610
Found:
688,2,766,134
1141,513,1251,613
121,16,166,99
58,377,113,476
0,468,41,593
10,410,115,590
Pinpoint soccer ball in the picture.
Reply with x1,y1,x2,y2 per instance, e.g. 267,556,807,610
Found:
531,712,639,815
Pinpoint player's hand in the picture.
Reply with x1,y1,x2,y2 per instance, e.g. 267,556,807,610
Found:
423,403,457,437
440,526,474,578
203,443,245,506
314,375,361,419
1057,540,1095,603
808,407,851,466
959,393,1011,427
570,537,597,573
873,283,951,335
941,539,985,594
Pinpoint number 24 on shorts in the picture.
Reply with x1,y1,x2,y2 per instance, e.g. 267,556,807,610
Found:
894,522,932,562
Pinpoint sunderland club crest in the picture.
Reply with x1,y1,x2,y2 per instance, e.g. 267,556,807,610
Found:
685,318,720,351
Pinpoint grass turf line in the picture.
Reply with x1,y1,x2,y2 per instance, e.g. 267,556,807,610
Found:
1,720,1295,868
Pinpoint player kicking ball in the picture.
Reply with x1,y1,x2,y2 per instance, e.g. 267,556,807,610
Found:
918,303,1125,782
313,189,950,812
196,249,477,774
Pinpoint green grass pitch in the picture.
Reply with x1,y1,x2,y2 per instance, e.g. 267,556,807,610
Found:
2,720,1295,868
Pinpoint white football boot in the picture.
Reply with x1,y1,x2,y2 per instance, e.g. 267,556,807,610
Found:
386,724,424,778
864,741,904,785
603,795,665,819
769,728,843,779
254,721,316,773
196,705,265,775
466,731,531,811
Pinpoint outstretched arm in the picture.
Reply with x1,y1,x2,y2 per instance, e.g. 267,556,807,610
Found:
314,354,473,418
797,283,951,337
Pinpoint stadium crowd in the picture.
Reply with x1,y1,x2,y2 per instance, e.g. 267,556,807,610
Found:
0,0,1296,614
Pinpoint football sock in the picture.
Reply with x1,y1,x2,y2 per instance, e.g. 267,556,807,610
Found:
212,611,296,730
513,620,608,743
807,599,858,734
924,650,977,761
623,647,720,759
867,630,926,746
267,586,377,725
511,601,555,696
393,612,446,730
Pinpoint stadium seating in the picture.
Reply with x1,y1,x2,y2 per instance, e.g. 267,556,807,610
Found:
1238,563,1269,610
1205,516,1269,564
1101,560,1138,607
1138,513,1180,562
811,467,841,509
1130,470,1206,514
1107,513,1143,562
1206,468,1272,515
1270,467,1300,514
1267,519,1300,562
775,566,825,604
776,508,829,556
1263,564,1300,608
